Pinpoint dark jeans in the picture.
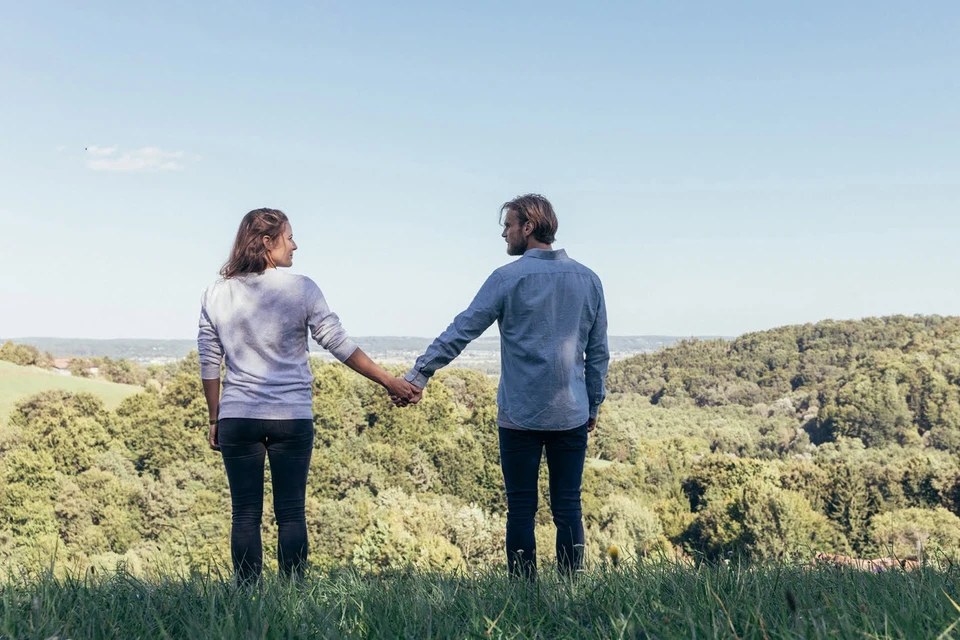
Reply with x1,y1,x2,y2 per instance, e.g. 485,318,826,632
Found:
498,423,588,579
218,417,314,584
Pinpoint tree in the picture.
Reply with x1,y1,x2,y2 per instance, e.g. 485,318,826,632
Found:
825,462,874,552
0,341,46,367
11,391,115,472
870,507,960,562
594,495,664,561
0,448,58,538
817,372,913,447
732,481,838,561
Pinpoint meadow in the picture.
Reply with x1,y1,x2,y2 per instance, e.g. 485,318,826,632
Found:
0,361,140,425
2,562,960,639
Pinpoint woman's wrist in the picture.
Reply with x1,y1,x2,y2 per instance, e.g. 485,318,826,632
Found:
364,356,392,389
380,375,396,391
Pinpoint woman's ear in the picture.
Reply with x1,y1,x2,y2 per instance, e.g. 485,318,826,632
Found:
262,235,273,250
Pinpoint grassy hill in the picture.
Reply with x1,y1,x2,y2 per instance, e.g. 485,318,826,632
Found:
0,360,141,424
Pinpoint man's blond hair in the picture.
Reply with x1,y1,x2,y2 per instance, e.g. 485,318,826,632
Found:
500,194,558,244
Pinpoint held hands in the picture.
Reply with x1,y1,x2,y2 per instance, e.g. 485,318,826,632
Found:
386,377,423,408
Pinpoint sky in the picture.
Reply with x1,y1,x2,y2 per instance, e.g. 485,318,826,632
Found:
1,1,958,340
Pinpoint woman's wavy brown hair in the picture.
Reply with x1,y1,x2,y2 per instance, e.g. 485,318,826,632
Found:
220,208,289,279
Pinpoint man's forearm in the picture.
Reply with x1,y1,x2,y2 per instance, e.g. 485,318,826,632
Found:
586,383,604,417
405,322,475,387
585,355,609,418
407,274,502,387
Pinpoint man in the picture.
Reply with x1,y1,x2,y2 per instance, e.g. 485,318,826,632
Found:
400,194,609,578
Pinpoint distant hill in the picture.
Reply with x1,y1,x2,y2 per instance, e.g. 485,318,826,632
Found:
0,360,141,425
3,338,197,361
4,335,717,363
607,315,960,448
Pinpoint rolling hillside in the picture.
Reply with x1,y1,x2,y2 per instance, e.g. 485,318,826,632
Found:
0,360,142,424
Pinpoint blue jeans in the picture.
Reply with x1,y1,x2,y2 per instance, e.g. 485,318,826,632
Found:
218,418,314,583
498,423,588,578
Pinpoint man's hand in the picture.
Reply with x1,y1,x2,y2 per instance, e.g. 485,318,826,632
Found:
387,377,423,407
392,388,423,408
587,416,597,433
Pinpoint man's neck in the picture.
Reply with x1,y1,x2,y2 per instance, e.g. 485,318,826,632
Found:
524,240,553,252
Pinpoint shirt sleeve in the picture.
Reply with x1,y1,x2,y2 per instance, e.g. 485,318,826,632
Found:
584,281,609,418
305,279,359,363
405,272,504,388
197,290,224,380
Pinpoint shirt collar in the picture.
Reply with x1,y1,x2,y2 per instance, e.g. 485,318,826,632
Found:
522,248,567,260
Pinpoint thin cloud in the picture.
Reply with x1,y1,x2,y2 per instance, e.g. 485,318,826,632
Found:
84,145,194,172
85,145,118,157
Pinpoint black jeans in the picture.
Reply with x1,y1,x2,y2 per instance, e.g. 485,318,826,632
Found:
218,418,314,583
498,423,588,578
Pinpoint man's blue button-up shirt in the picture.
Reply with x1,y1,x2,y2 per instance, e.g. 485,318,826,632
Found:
405,248,609,430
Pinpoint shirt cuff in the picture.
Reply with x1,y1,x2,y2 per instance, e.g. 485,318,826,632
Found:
200,363,222,380
404,369,429,388
589,405,600,419
329,338,359,363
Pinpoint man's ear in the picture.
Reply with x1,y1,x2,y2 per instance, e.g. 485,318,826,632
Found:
522,220,535,238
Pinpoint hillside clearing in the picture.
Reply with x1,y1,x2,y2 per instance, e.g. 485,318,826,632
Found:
0,361,141,424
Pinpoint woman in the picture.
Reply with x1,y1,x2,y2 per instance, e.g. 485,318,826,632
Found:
197,207,419,583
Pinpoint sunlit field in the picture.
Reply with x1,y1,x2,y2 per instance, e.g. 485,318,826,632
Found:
0,361,140,425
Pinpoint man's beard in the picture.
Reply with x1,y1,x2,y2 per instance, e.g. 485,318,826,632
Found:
507,237,526,256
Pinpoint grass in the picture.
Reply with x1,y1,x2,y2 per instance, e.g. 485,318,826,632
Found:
0,361,141,425
2,562,960,639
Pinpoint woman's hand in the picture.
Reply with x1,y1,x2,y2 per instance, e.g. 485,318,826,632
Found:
202,378,221,451
209,420,220,451
342,349,423,407
339,349,424,407
387,377,423,407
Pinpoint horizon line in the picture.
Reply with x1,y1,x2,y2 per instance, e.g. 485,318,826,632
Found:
4,334,731,341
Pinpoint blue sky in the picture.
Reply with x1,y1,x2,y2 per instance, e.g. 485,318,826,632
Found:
1,1,957,340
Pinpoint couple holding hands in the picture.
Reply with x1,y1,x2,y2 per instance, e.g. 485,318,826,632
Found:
198,194,609,583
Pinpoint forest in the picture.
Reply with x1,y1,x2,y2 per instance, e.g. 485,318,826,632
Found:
1,314,958,576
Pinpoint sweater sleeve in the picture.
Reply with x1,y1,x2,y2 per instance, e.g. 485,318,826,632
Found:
197,289,224,380
305,278,359,363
